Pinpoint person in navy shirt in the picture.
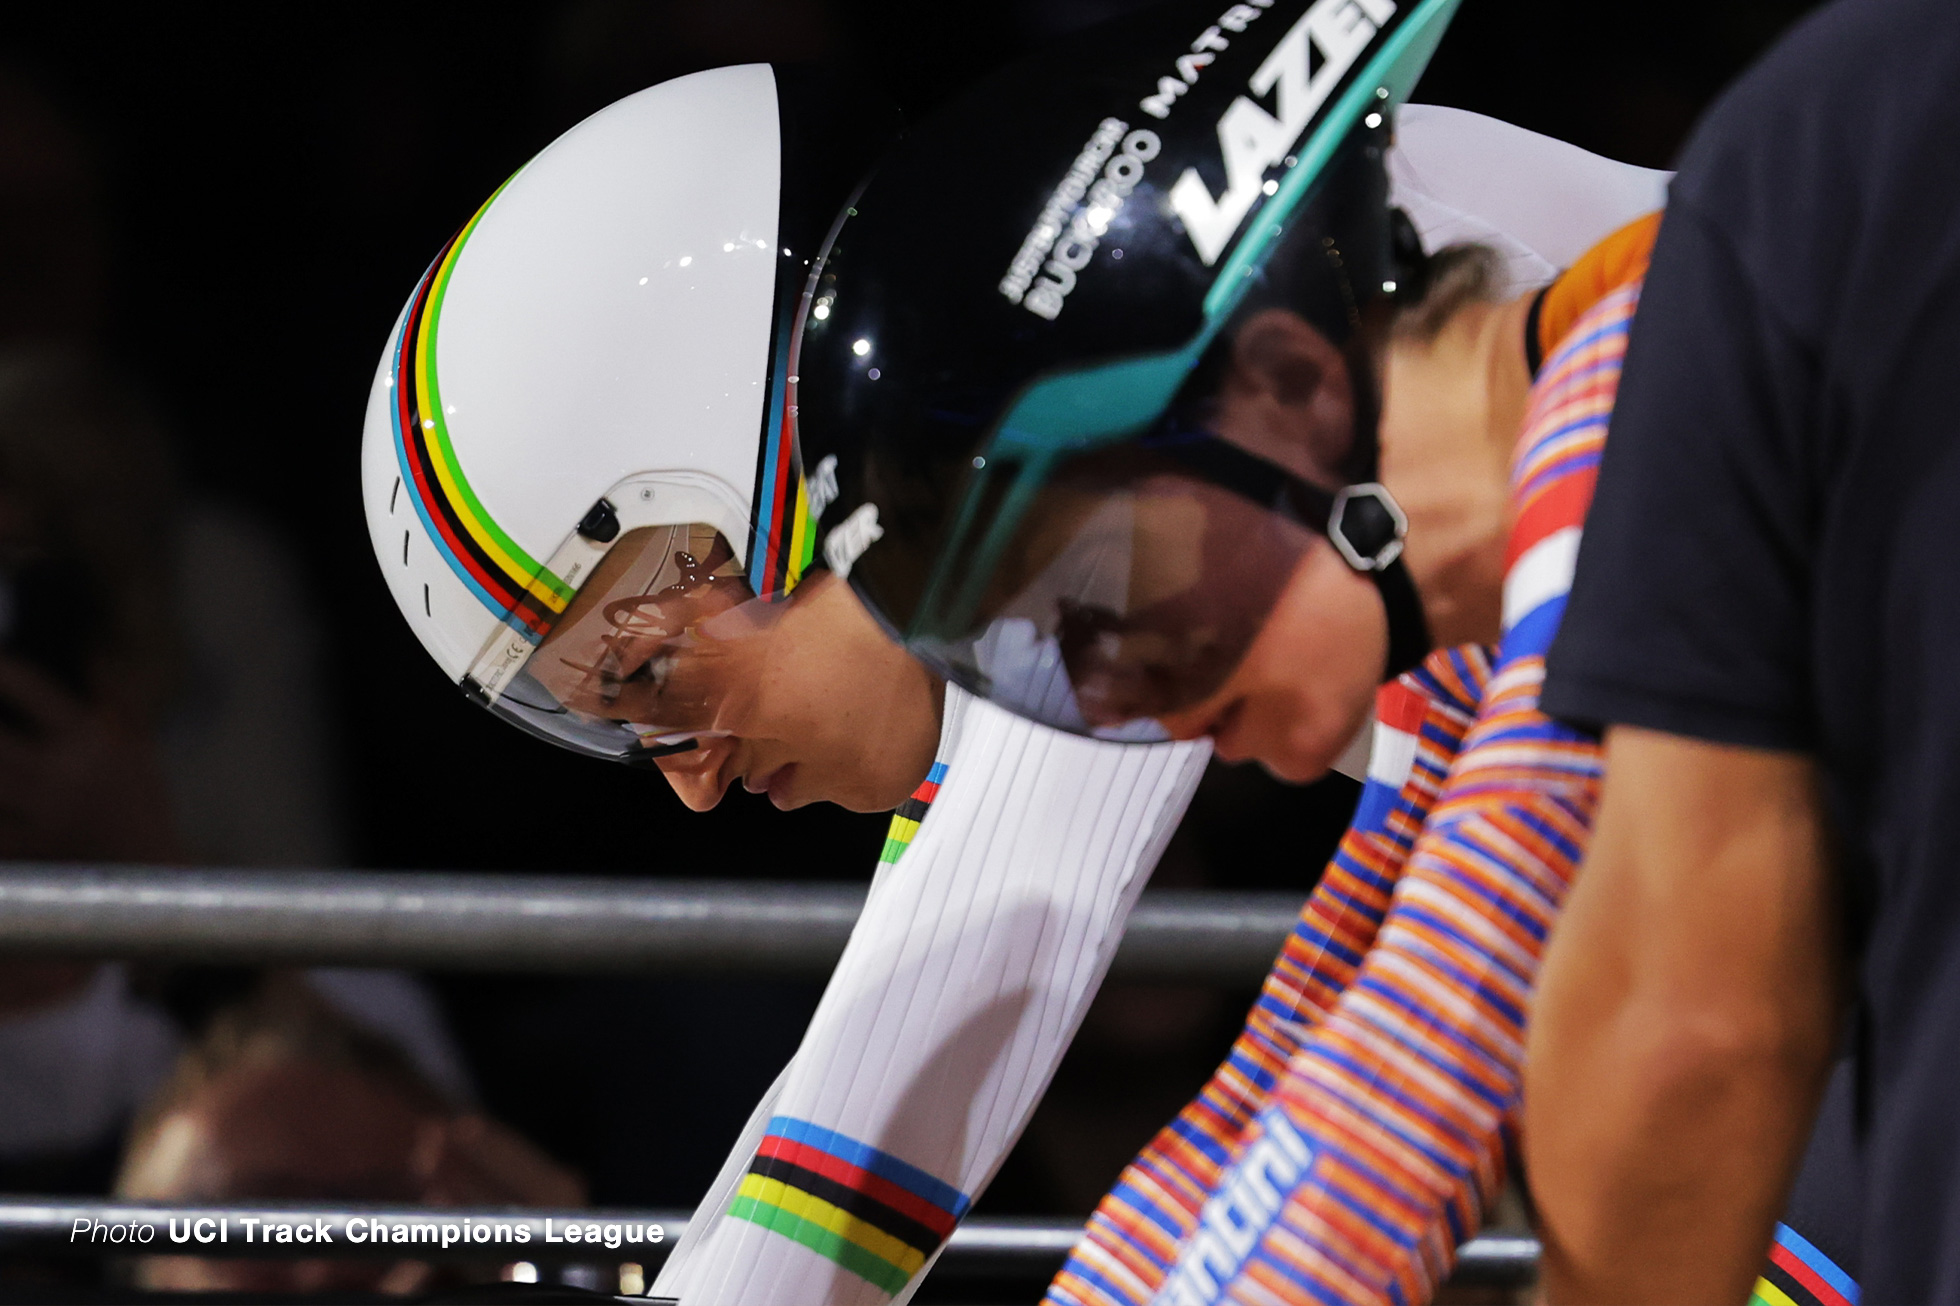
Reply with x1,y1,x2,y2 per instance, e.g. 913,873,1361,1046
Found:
1527,0,1960,1299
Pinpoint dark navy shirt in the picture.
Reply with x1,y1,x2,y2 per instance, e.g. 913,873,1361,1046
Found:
1542,0,1960,1298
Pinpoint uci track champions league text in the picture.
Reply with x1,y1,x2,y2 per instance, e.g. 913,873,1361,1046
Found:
67,1211,665,1254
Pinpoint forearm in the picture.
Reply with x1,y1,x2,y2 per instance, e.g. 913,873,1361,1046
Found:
1525,728,1840,1304
1047,828,1416,1306
1050,664,1489,1306
659,698,1209,1305
1527,958,1837,1302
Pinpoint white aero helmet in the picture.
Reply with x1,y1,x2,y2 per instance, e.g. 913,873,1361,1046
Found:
360,64,899,766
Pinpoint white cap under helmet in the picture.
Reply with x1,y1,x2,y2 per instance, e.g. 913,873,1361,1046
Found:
359,64,898,765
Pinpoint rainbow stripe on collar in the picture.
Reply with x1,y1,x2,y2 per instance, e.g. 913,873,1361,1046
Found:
1754,1223,1859,1306
879,762,947,866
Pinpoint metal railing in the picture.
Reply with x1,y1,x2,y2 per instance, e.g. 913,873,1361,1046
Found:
0,1200,1540,1285
0,865,1304,983
0,866,1546,1292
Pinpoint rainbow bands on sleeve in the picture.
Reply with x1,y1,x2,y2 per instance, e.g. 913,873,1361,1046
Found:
730,1117,970,1296
391,188,575,640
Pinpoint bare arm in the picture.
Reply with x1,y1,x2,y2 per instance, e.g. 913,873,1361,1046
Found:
1525,725,1841,1304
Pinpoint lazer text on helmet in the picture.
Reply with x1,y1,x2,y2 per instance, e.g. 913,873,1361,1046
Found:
1168,0,1396,265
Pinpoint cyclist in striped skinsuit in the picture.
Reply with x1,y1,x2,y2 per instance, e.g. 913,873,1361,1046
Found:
1047,218,1653,1306
1035,213,1856,1306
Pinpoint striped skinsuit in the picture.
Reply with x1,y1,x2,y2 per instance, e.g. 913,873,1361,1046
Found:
1048,248,1645,1306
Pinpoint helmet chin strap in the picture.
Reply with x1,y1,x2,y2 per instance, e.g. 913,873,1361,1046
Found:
1327,483,1434,681
1370,554,1434,680
1132,435,1436,682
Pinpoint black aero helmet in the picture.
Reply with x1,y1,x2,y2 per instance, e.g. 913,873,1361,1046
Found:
795,0,1460,739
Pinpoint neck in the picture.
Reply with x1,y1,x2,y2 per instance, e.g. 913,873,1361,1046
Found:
1378,293,1534,647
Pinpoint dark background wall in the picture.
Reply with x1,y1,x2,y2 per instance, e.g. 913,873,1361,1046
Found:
0,0,1822,882
0,0,1824,1212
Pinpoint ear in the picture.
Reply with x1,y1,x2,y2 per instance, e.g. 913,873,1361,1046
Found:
1217,307,1355,484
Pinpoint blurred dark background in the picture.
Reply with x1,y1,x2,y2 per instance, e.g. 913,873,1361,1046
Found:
0,0,1823,1236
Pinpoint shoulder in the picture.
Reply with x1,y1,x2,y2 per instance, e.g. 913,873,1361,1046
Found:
1521,284,1637,444
1497,288,1638,664
1511,289,1636,545
1683,0,1956,165
1670,0,1960,336
926,683,1208,825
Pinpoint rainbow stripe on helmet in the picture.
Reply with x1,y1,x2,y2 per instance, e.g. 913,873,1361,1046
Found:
390,186,573,641
748,293,819,600
391,182,818,643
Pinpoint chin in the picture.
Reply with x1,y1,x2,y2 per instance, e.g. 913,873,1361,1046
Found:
779,776,882,814
1257,749,1335,786
1236,701,1352,785
1217,726,1332,784
836,783,911,815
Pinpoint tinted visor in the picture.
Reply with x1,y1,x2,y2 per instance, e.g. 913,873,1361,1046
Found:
902,375,1365,738
474,523,764,765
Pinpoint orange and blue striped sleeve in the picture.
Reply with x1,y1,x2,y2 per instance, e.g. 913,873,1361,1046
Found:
1046,647,1491,1306
1046,287,1634,1306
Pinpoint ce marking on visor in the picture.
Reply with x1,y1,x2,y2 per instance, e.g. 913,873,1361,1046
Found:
1327,482,1408,572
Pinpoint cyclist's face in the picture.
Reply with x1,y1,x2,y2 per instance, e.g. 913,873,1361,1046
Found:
1154,533,1383,781
524,526,942,814
542,565,756,739
646,570,944,814
1144,308,1384,781
1039,471,1311,730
